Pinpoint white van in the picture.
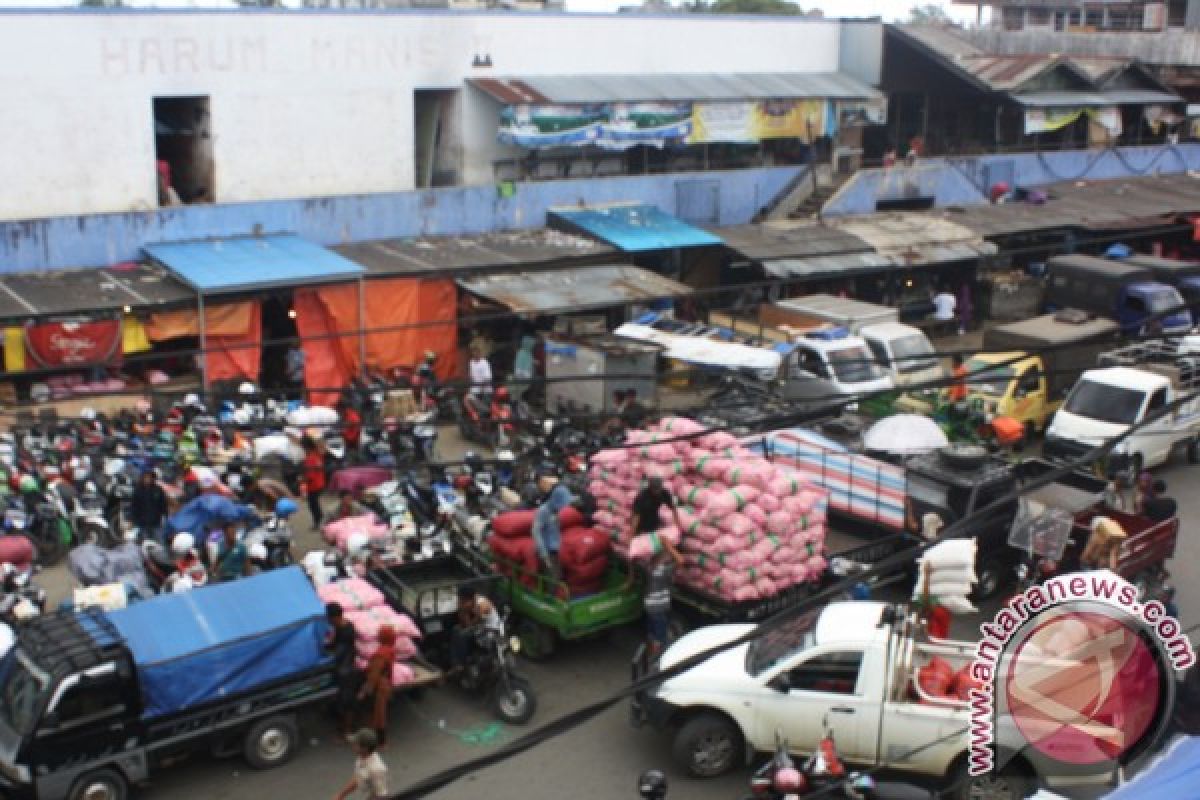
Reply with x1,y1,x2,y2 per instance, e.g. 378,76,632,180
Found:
791,327,895,397
859,322,944,389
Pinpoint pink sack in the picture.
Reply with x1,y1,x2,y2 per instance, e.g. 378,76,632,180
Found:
330,578,385,610
354,657,419,687
806,555,828,574
692,455,734,480
723,462,774,492
758,493,782,513
657,417,706,436
743,503,768,528
698,432,739,451
704,486,761,515
713,534,742,553
590,449,625,467
678,485,713,509
766,511,794,535
733,585,760,603
643,461,687,480
629,527,681,561
756,577,778,597
719,513,757,538
767,475,805,498
345,606,422,641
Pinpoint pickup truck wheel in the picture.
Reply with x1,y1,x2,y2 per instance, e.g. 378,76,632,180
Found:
949,762,1031,800
972,561,1005,602
244,715,299,770
673,712,743,778
69,768,128,800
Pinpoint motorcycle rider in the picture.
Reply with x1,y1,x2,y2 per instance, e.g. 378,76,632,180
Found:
413,350,439,413
337,399,363,456
130,469,168,542
449,585,501,674
164,532,208,593
464,344,493,419
212,521,249,582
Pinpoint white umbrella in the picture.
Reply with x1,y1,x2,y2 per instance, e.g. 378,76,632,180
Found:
863,414,948,456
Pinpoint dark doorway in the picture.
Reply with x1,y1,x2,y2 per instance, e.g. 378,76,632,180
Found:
261,294,298,392
413,90,460,188
153,96,214,206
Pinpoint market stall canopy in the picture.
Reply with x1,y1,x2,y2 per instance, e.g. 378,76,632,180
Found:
0,263,192,323
456,264,692,314
143,234,363,296
548,204,723,252
333,229,613,278
471,72,882,105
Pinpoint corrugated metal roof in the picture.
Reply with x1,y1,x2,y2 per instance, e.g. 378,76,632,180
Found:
144,234,364,296
829,214,997,259
549,204,723,252
761,252,893,279
1012,91,1114,107
959,54,1089,92
0,262,193,323
896,25,985,60
471,72,882,105
333,229,612,278
715,221,874,261
457,265,692,313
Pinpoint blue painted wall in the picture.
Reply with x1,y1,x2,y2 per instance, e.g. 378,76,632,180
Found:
0,166,803,273
822,144,1200,217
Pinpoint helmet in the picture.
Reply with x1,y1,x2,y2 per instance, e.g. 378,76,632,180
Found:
171,532,195,557
183,393,201,407
774,767,803,792
850,582,871,601
18,475,37,493
346,532,369,558
494,386,510,402
275,498,299,518
171,574,195,593
637,770,668,800
238,382,257,396
248,542,268,561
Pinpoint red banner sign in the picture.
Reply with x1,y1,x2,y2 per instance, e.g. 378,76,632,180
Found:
24,320,121,368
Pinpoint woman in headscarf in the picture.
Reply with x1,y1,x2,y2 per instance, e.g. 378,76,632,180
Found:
358,624,395,746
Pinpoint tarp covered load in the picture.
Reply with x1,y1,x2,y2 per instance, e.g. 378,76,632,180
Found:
99,567,329,718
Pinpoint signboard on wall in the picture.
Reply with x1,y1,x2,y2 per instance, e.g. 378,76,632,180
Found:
687,100,826,144
24,319,121,368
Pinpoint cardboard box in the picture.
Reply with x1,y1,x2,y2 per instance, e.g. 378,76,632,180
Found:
382,389,417,419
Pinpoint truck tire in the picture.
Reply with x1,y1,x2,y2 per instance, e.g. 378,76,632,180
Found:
68,768,128,800
514,618,556,662
947,761,1032,800
672,712,744,778
243,714,299,770
972,560,1007,602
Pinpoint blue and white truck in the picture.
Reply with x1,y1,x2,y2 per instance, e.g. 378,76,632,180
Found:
0,567,335,800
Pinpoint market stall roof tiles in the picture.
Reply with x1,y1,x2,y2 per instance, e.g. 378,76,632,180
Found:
470,72,882,105
548,204,723,252
144,234,364,295
715,221,875,262
457,264,692,313
333,229,613,278
0,262,192,322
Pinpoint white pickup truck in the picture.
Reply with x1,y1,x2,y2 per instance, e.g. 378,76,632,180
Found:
631,602,1104,800
1044,339,1200,470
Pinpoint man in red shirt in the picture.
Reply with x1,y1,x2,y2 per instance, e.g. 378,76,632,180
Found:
338,400,362,453
302,440,326,529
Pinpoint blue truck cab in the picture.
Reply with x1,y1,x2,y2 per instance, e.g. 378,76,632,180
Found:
1120,253,1200,312
1045,254,1193,334
0,568,333,800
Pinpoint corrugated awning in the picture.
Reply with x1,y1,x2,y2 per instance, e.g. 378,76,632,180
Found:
1102,89,1183,105
0,263,193,323
716,222,874,262
549,204,723,252
1011,91,1114,108
457,265,692,313
761,253,894,279
471,72,882,105
144,234,364,296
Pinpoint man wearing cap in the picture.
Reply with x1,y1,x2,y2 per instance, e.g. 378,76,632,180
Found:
531,468,573,579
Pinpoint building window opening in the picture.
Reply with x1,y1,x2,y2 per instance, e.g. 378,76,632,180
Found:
153,96,213,207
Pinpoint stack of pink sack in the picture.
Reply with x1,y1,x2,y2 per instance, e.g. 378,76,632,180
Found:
486,506,599,593
589,416,829,604
322,514,390,552
316,578,422,687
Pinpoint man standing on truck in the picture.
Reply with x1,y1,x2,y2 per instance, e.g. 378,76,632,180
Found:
532,467,573,579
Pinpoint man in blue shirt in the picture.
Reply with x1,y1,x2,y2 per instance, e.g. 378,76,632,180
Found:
532,467,572,579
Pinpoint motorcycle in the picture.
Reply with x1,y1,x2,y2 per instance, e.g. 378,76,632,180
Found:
455,390,515,450
0,564,45,626
453,612,537,725
71,480,114,548
243,514,295,569
23,488,71,566
745,733,877,800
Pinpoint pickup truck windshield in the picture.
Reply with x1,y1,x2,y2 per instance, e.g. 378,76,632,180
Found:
890,334,938,373
1063,380,1145,425
0,651,48,737
965,360,1012,396
828,346,887,384
746,609,819,676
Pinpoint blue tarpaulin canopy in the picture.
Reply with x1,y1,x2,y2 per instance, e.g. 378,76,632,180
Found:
144,234,364,295
1101,736,1200,799
549,204,723,252
94,568,328,718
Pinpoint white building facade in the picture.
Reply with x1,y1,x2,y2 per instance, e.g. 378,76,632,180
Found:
0,10,880,221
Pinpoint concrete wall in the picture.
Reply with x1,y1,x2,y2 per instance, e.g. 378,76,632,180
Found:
839,20,884,86
0,165,803,273
962,26,1200,65
0,10,854,220
821,143,1200,216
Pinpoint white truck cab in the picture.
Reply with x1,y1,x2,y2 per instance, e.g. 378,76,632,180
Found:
1044,345,1200,470
790,327,895,397
859,322,944,389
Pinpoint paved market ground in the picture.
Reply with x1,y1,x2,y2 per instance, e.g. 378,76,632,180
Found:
29,430,1198,800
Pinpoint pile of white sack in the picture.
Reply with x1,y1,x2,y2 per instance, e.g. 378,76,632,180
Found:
589,417,829,604
911,539,978,614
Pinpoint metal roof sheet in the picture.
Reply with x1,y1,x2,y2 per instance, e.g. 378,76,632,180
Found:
1102,89,1183,105
471,72,882,105
761,252,893,279
715,221,874,261
457,265,692,313
548,204,723,252
1013,91,1117,107
0,262,193,323
144,234,363,295
828,214,997,258
332,229,612,278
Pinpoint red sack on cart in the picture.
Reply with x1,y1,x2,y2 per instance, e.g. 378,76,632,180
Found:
563,553,609,583
560,527,610,565
493,507,584,539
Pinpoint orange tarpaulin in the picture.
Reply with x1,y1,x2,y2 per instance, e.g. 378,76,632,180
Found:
206,300,261,383
294,278,457,406
144,302,257,341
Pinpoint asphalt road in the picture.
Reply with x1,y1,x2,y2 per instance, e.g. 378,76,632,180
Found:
30,453,1200,800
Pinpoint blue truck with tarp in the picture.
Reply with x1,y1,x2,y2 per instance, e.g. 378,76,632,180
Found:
0,567,334,800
